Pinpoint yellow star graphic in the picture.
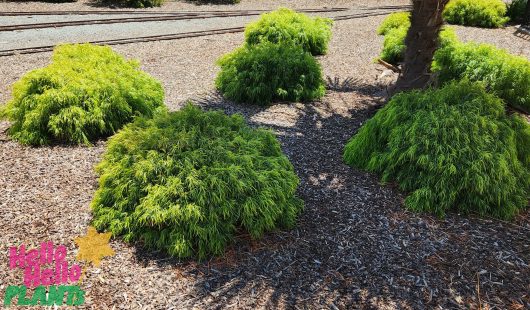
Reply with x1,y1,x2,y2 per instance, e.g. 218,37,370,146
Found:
74,226,115,267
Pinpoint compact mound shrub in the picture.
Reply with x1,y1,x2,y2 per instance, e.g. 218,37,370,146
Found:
376,12,410,35
100,0,165,8
344,80,530,219
91,104,303,259
443,0,509,28
507,0,528,22
0,44,164,145
244,8,333,56
433,40,530,113
216,42,325,105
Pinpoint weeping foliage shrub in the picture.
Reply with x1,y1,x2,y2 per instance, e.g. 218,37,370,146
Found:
507,0,528,22
215,42,325,105
344,80,530,219
244,8,333,56
433,40,530,113
0,44,164,145
100,0,165,8
379,25,457,65
91,104,303,259
376,12,410,35
443,0,509,28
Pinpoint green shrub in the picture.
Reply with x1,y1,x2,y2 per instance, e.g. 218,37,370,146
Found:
100,0,165,8
0,44,164,145
377,12,410,35
216,42,325,105
433,40,530,113
507,0,528,22
379,26,457,65
443,0,509,28
188,0,240,3
91,104,303,259
245,8,333,56
344,80,530,219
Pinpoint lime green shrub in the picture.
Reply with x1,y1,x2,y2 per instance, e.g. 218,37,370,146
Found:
216,42,325,105
245,8,333,56
433,41,530,113
376,12,410,35
443,0,509,28
507,0,528,22
379,25,457,65
344,80,530,219
91,104,303,259
100,0,165,8
0,44,164,146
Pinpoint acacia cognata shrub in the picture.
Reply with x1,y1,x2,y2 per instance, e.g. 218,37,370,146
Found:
100,0,165,8
344,80,530,219
507,0,528,22
245,8,333,56
433,40,530,114
376,12,410,35
91,104,303,259
443,0,509,28
0,44,164,145
216,42,325,105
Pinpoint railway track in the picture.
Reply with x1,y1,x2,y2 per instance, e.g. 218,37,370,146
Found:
0,8,348,32
0,6,411,57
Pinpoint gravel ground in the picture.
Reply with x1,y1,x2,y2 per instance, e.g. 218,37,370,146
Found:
1,3,529,309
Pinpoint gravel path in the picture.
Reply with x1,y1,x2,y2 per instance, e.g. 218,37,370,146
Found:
1,3,529,309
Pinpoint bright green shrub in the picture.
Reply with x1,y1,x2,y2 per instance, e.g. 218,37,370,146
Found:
344,80,530,219
245,8,333,56
433,41,530,113
91,104,303,259
379,26,457,65
100,0,165,8
507,0,528,22
443,0,509,28
216,42,325,105
377,12,410,35
1,44,164,146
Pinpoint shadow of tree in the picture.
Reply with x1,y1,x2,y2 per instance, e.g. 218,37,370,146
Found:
132,80,530,309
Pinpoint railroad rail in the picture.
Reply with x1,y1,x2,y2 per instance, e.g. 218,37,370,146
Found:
0,8,348,32
0,6,411,57
0,7,347,16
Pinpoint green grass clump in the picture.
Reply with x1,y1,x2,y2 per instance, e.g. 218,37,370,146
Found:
344,80,530,219
91,104,303,259
443,0,509,28
216,42,325,105
433,40,530,113
507,0,528,23
100,0,165,8
0,44,164,145
245,8,333,56
376,12,410,35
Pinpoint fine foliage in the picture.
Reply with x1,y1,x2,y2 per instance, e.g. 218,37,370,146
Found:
0,44,164,145
433,40,530,113
91,104,303,259
100,0,165,8
507,0,528,22
216,42,325,105
245,8,333,56
379,25,457,65
344,80,530,219
443,0,509,28
376,12,410,35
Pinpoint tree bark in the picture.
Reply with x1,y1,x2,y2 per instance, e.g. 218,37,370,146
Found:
393,0,449,93
524,0,530,26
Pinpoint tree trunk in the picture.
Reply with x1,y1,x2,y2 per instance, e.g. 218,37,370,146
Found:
524,0,530,26
393,0,449,93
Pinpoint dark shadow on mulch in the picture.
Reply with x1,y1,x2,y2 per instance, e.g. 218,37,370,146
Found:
132,85,530,309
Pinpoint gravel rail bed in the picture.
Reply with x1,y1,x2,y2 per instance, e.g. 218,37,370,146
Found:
1,5,529,309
